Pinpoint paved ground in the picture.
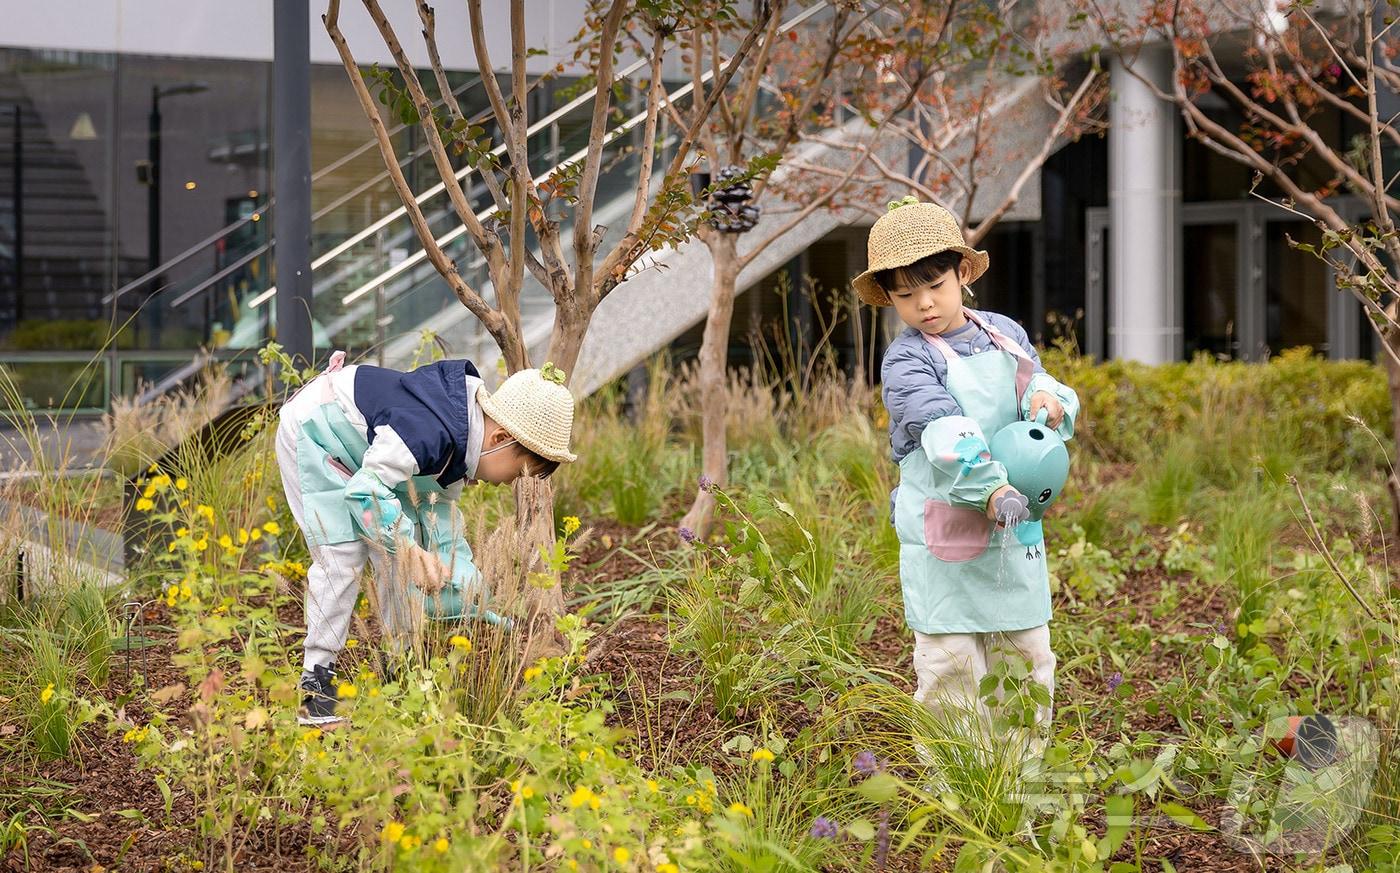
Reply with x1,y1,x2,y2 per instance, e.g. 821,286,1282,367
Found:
0,418,108,471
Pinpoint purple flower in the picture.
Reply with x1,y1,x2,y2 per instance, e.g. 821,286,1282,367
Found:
810,816,839,839
1106,671,1123,693
853,750,879,775
699,474,715,493
874,810,891,870
1327,63,1342,78
679,526,697,544
1215,621,1227,635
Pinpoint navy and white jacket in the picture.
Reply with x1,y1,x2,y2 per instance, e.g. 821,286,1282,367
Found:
324,359,486,499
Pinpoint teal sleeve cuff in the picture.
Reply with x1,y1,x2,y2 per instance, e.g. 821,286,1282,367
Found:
344,469,416,551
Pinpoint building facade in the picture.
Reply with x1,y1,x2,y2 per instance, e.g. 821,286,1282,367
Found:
0,2,1379,414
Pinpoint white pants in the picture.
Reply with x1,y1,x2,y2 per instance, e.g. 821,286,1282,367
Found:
912,625,1056,728
275,407,413,671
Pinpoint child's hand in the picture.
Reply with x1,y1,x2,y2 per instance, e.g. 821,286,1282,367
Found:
1028,391,1064,428
987,484,1030,526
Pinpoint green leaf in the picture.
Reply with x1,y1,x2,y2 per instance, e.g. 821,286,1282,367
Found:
846,818,876,841
857,772,900,804
1160,801,1210,831
1103,794,1133,854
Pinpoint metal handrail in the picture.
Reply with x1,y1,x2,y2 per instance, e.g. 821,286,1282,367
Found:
103,72,487,306
253,0,829,310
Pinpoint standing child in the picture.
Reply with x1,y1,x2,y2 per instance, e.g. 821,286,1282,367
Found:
856,197,1079,732
274,354,577,725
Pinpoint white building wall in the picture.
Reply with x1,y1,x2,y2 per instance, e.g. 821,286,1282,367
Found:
0,1,591,73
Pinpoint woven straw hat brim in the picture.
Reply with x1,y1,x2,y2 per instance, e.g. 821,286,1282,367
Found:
853,201,990,306
853,246,989,307
476,385,579,464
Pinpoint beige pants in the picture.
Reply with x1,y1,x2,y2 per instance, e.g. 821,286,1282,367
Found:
912,625,1056,727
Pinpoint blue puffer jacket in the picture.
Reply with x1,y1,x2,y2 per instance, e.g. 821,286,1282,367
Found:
881,311,1047,462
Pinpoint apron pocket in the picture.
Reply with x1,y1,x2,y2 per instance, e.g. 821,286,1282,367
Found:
923,499,991,562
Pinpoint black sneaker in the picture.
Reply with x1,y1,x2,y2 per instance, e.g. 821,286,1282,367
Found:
297,663,344,726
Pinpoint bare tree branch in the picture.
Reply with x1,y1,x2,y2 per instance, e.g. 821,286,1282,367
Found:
325,0,515,365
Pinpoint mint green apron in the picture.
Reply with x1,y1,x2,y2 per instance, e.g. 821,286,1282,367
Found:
892,310,1051,634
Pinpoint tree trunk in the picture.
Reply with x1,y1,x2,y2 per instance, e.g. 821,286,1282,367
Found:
513,474,563,619
1383,302,1400,538
680,234,740,540
546,295,593,378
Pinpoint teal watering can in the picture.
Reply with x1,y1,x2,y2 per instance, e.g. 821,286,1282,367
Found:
989,408,1070,557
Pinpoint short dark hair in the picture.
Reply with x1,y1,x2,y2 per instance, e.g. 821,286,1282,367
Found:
519,445,561,480
873,250,963,293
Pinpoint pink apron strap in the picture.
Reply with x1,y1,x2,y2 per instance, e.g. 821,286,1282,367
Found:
921,311,1034,410
319,350,347,403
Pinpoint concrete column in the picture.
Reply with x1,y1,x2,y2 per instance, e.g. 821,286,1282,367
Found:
1108,50,1181,363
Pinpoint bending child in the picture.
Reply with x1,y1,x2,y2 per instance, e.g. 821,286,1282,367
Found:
858,197,1079,737
273,354,576,725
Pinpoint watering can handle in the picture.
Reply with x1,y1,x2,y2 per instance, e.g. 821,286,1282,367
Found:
1033,407,1050,426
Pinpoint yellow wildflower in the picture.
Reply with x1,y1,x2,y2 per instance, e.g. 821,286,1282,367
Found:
568,785,596,809
522,785,534,799
728,802,754,818
566,861,579,872
135,498,155,512
524,666,543,681
449,635,472,653
646,779,659,793
369,687,380,697
179,583,192,599
262,521,282,536
399,834,419,851
237,528,249,544
345,638,358,648
613,847,630,864
657,865,679,873
194,536,208,552
562,516,581,536
433,838,449,854
151,474,171,490
175,477,188,491
39,683,55,704
337,683,357,699
751,748,775,763
218,534,234,550
300,728,322,744
142,485,155,499
196,504,214,522
581,839,592,850
175,527,189,537
250,528,262,541
266,496,277,511
381,821,404,843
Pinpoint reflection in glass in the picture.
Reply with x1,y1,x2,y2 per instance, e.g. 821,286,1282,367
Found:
1183,223,1237,359
1265,221,1328,355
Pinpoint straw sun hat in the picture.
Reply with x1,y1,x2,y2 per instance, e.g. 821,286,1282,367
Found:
852,196,990,307
475,362,578,463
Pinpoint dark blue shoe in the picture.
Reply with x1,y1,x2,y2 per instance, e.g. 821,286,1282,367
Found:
297,663,343,726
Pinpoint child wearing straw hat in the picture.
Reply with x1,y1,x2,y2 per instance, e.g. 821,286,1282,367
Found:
273,354,576,725
856,196,1079,735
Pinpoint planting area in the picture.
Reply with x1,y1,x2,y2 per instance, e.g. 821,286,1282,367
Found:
1,348,1397,872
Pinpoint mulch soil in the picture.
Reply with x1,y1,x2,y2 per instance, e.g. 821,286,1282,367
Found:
1,515,1354,872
